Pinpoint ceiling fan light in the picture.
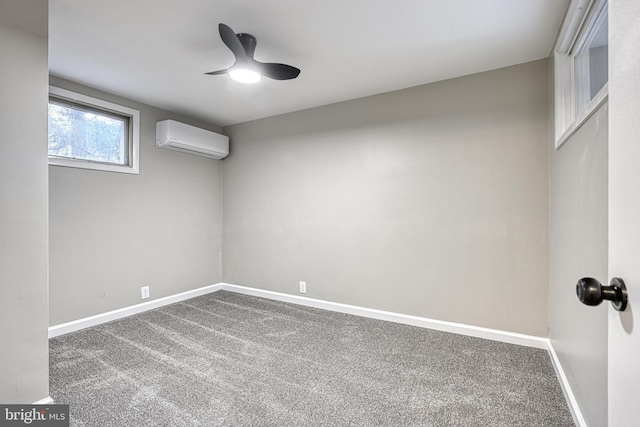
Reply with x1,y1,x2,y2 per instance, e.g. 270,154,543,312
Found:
228,67,262,84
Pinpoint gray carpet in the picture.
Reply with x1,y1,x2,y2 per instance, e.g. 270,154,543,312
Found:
50,291,574,426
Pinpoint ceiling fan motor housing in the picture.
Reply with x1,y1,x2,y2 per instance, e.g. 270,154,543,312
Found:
237,33,257,58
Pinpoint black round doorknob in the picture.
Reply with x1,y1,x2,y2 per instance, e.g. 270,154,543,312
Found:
576,277,628,311
576,277,603,306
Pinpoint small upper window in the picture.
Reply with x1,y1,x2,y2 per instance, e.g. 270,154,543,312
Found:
48,86,140,174
554,0,608,148
573,3,608,114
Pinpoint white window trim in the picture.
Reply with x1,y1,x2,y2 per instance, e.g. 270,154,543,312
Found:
554,0,608,149
48,86,140,174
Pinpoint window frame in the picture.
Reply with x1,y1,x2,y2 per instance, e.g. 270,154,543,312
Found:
48,86,140,174
554,0,608,149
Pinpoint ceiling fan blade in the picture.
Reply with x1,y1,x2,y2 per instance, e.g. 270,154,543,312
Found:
218,23,246,60
253,61,300,80
204,69,229,75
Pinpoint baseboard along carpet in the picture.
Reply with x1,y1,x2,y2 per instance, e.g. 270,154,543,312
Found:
50,291,574,426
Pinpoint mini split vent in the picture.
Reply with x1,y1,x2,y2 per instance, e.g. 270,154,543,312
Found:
156,120,229,159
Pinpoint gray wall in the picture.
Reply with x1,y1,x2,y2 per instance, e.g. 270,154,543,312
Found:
0,0,49,403
49,78,224,325
223,60,550,336
548,72,609,425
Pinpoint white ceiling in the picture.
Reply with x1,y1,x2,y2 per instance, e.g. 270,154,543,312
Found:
49,0,569,127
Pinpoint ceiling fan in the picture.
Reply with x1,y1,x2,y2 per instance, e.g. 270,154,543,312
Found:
205,23,300,84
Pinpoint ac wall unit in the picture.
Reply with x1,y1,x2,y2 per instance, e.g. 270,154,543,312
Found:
156,119,229,159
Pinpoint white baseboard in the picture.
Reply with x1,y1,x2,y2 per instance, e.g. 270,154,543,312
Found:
33,396,54,405
50,281,548,349
220,283,549,349
48,283,222,338
547,341,587,427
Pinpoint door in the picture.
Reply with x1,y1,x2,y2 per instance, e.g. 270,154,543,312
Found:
608,0,640,425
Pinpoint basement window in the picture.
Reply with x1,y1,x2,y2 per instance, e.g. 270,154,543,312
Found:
554,0,608,149
48,86,140,174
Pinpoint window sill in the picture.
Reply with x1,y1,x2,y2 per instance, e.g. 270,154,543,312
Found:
49,157,139,174
556,83,608,150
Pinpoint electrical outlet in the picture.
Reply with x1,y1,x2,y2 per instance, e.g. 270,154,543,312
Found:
299,281,306,294
141,286,150,299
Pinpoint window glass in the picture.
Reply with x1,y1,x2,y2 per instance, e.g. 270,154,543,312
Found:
586,20,608,100
48,99,129,165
